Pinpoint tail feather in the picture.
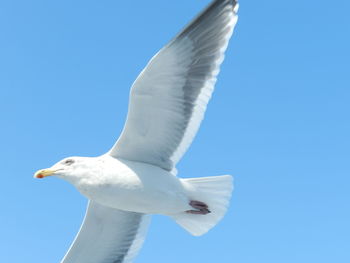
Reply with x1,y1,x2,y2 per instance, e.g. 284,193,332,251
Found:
171,175,233,236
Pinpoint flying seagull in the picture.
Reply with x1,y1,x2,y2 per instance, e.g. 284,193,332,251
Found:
35,0,239,262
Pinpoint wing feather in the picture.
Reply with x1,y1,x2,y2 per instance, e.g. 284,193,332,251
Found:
109,0,239,171
61,201,151,263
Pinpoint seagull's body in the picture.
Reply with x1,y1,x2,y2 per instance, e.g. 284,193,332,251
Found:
35,0,239,262
69,156,189,215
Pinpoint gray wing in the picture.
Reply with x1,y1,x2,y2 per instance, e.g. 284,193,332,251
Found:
61,201,151,263
109,0,239,171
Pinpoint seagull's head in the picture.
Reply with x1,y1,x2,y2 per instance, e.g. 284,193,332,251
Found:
34,157,96,182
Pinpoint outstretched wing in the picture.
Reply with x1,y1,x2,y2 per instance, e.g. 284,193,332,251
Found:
109,0,239,171
61,202,151,263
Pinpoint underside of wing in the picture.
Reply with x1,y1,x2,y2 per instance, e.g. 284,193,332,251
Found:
109,0,239,171
61,201,151,263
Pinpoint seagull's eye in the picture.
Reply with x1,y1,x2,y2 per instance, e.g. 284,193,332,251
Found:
63,159,75,165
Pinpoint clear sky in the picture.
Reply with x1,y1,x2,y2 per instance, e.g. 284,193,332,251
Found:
0,0,349,262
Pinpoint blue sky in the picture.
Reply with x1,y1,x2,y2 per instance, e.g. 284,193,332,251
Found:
1,0,349,262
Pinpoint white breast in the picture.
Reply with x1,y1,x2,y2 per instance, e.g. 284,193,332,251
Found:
77,155,191,215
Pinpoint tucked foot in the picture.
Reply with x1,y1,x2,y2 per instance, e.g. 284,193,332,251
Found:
186,200,211,215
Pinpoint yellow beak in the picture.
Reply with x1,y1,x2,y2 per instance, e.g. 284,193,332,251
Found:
34,169,56,179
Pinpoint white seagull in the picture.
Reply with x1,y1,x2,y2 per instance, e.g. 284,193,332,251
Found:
35,0,239,262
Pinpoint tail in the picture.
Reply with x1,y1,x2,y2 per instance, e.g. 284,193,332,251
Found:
171,175,233,236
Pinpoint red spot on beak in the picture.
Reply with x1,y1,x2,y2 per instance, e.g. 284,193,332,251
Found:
36,174,44,179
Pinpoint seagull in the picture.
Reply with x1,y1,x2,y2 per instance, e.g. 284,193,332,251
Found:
35,0,239,262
